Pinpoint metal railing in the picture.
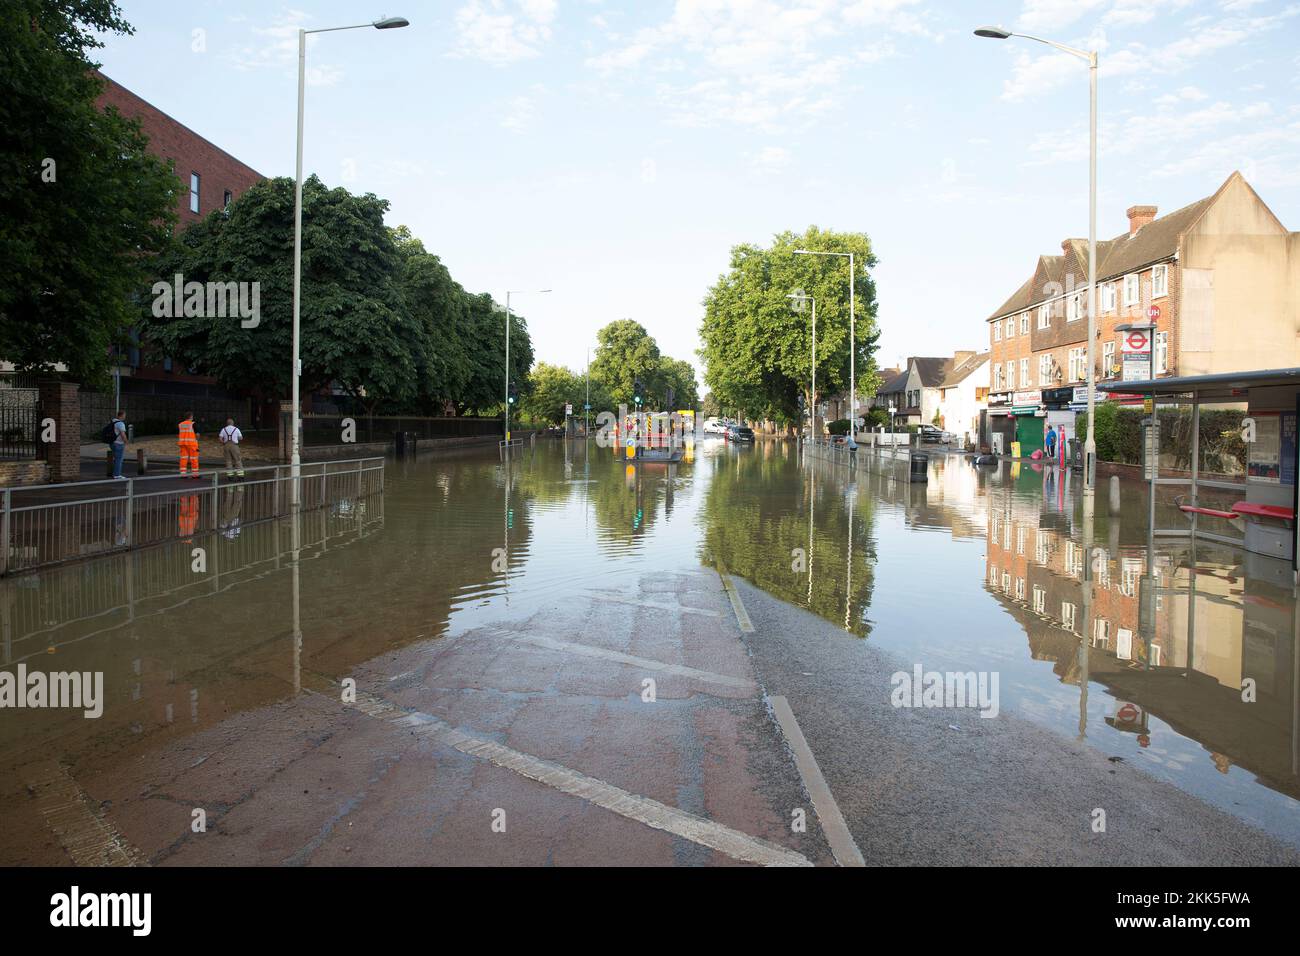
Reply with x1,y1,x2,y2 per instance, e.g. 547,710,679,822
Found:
1,457,384,577
0,397,41,461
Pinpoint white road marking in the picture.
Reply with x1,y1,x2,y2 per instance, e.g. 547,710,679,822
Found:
485,627,757,692
715,566,755,633
310,678,810,867
768,696,865,867
23,760,143,866
591,594,721,617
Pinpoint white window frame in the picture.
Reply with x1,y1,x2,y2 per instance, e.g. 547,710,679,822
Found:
1152,263,1169,298
1102,340,1115,377
1101,282,1116,313
1039,354,1052,385
1068,347,1085,383
1062,602,1076,632
189,172,200,214
1155,331,1169,374
1005,317,1014,338
1124,273,1139,307
1067,292,1083,322
993,322,1001,342
993,365,1003,389
1020,357,1030,388
1020,313,1029,335
1037,304,1050,329
1006,360,1015,389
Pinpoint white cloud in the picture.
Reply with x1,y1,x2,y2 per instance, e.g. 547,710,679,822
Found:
750,145,792,174
455,0,558,65
1154,84,1209,106
584,0,927,129
1016,0,1107,33
226,11,344,87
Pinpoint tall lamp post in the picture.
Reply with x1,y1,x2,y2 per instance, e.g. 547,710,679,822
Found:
975,24,1098,489
291,15,409,503
794,249,856,447
789,292,817,443
503,289,551,444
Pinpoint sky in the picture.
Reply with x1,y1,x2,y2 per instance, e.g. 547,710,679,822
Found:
94,0,1300,386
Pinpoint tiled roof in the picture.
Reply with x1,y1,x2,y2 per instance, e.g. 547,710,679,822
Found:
911,356,952,388
940,352,989,388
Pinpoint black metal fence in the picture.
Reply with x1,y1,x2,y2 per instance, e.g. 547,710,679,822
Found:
300,414,503,446
0,392,41,460
80,391,251,440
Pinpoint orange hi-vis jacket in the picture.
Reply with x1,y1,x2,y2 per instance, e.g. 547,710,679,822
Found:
178,419,198,449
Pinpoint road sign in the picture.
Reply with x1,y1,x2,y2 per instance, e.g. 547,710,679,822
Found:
1147,305,1161,322
565,403,573,416
583,403,591,411
1143,418,1160,480
1122,329,1151,353
1116,702,1140,724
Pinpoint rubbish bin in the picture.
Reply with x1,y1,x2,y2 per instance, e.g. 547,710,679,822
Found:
909,451,929,483
1067,438,1082,471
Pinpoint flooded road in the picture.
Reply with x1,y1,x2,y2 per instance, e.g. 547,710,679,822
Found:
1,436,1297,863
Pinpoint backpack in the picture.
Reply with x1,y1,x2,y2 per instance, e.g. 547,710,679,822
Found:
101,420,120,445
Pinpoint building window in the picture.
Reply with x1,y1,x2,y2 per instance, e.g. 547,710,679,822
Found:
1032,586,1046,614
1067,292,1083,322
1020,313,1029,335
190,172,200,213
1062,602,1076,632
1155,331,1169,374
993,365,1003,389
1068,347,1086,383
1039,354,1053,385
1094,618,1111,648
1152,263,1168,298
1005,317,1014,338
223,189,233,209
1020,357,1029,387
1015,578,1025,601
1006,361,1015,389
1016,525,1025,555
1101,282,1116,312
994,322,1001,342
1124,273,1139,307
1037,304,1050,329
1103,340,1115,377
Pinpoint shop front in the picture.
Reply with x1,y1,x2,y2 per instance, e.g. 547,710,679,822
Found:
1011,389,1044,456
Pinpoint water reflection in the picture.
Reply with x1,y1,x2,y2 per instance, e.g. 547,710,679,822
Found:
1,438,1297,855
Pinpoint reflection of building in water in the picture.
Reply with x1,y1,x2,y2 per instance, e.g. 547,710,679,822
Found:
983,480,1299,799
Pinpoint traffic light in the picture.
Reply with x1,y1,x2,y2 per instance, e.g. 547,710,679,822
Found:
633,378,644,407
507,380,519,406
665,386,675,410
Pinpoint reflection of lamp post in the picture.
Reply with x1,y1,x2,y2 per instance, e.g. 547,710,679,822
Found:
789,292,817,443
795,249,857,447
503,288,551,445
976,24,1098,489
291,16,409,504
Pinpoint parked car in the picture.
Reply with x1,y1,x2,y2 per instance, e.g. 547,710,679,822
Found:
919,424,954,444
703,417,728,435
725,424,755,443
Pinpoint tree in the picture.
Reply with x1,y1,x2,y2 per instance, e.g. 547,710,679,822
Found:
393,226,472,412
657,357,700,410
142,176,418,413
590,320,661,406
522,363,582,424
0,0,179,383
698,226,881,426
455,292,533,416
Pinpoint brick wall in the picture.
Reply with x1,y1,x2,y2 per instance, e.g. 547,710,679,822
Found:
0,461,49,486
38,381,81,482
95,72,263,229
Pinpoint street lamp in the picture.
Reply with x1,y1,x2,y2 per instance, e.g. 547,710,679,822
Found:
975,24,1098,489
504,289,551,444
290,15,409,503
788,291,817,443
794,249,857,447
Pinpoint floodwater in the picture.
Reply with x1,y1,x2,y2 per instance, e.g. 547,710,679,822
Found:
1,436,1297,855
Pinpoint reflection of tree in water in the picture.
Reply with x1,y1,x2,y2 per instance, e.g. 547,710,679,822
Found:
585,456,683,550
699,448,876,637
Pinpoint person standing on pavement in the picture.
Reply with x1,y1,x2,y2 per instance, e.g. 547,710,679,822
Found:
1045,425,1058,460
177,411,200,477
219,417,244,478
111,410,128,479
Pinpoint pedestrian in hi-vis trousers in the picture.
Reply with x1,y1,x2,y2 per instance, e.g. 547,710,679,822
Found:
219,418,245,478
177,412,200,477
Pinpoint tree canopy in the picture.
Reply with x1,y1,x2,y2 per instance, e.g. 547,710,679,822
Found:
0,0,179,383
587,319,698,411
697,226,881,426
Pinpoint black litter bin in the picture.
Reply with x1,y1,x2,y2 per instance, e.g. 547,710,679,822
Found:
1067,437,1082,471
909,451,929,483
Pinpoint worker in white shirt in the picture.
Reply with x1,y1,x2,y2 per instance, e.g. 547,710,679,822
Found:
218,418,245,478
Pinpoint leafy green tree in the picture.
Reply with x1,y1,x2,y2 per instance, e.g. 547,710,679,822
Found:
1,0,179,383
455,292,533,415
657,357,700,410
522,362,582,424
143,176,417,413
590,320,661,405
393,226,472,412
698,226,880,425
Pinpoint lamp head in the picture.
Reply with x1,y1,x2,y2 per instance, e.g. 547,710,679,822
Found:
974,25,1012,39
374,17,409,29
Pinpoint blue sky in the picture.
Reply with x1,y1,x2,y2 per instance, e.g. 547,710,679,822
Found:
95,0,1300,386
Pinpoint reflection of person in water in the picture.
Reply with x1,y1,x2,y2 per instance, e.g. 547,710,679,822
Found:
177,494,199,543
219,484,244,539
1212,752,1232,774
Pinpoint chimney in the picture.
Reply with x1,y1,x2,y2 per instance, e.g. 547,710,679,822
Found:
1126,205,1157,236
953,350,975,365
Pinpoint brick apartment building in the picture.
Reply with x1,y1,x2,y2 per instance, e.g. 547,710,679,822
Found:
985,172,1300,455
94,72,264,405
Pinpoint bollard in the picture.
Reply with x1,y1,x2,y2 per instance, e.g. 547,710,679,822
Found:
909,451,929,483
136,448,148,475
1109,474,1121,515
